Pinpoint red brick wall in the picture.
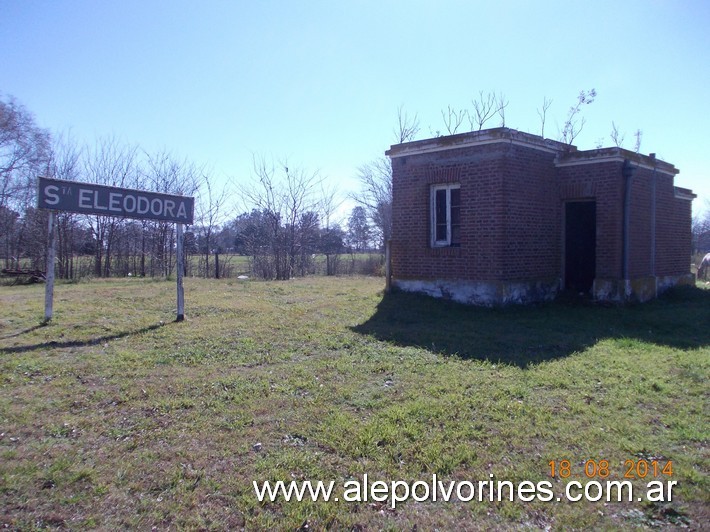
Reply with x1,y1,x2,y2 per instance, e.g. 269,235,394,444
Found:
500,144,560,280
627,166,653,278
391,142,562,282
615,165,690,279
391,142,506,281
390,136,692,287
558,161,691,281
558,161,624,279
654,177,693,276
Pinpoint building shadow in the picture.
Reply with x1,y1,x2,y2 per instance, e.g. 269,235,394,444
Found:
351,285,710,369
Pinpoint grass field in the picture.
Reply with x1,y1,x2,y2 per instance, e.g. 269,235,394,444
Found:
1,277,708,530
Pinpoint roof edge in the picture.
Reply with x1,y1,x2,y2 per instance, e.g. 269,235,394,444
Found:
674,186,696,201
556,147,678,175
386,128,681,178
386,128,572,158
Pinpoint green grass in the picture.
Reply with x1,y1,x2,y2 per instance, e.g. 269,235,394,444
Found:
0,277,708,530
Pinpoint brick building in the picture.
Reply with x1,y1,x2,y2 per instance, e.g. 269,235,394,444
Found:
386,128,695,305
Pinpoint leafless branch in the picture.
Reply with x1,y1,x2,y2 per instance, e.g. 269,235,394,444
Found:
559,88,597,145
194,170,229,276
537,97,553,138
394,105,420,143
634,129,643,153
0,94,52,212
240,155,324,279
610,121,625,148
350,156,392,246
469,91,498,131
496,92,509,127
441,106,468,135
318,182,343,230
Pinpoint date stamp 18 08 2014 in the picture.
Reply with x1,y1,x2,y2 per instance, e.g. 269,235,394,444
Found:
549,459,673,479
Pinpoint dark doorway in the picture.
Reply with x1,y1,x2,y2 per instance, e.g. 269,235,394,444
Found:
565,201,596,293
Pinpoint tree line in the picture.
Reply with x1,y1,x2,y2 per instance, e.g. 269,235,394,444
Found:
5,88,677,283
1,93,391,282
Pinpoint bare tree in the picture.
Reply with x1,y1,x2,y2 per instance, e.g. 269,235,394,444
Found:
241,156,283,278
320,223,345,276
496,92,509,127
317,182,343,276
230,209,274,278
318,182,342,231
610,121,625,147
347,206,371,252
394,105,420,143
633,129,643,154
441,106,467,135
352,156,392,249
537,97,553,138
0,94,51,268
195,171,228,278
240,155,323,280
0,94,51,212
47,131,83,278
48,131,82,183
469,91,498,131
559,88,597,145
692,200,710,255
83,136,139,276
282,163,323,278
143,149,201,277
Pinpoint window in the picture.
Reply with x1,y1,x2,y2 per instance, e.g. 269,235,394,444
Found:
431,184,461,247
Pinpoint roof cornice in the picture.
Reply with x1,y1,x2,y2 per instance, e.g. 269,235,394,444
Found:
555,147,678,176
386,128,570,158
386,128,679,177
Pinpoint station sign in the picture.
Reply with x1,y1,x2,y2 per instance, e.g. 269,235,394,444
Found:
38,176,194,225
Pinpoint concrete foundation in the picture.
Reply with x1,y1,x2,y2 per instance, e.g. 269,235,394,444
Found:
593,274,696,303
395,274,695,307
393,278,561,307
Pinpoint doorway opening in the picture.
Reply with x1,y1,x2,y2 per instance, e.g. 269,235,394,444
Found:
565,201,596,293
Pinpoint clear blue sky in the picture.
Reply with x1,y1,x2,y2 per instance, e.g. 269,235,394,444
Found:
2,0,709,220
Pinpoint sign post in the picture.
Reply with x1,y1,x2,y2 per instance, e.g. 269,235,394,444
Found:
176,223,185,321
44,212,56,323
37,177,194,322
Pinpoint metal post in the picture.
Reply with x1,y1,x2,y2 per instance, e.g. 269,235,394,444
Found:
44,212,56,323
176,223,185,322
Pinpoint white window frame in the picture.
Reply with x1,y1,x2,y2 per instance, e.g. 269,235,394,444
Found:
430,184,460,247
